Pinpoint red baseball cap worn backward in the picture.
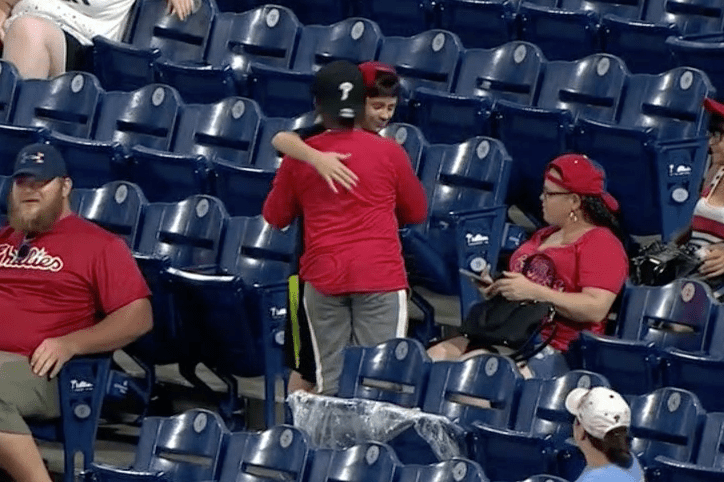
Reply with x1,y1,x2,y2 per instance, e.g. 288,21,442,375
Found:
358,61,397,89
545,153,619,212
704,98,724,120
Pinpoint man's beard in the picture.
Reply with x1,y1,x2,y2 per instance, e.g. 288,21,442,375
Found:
8,189,64,235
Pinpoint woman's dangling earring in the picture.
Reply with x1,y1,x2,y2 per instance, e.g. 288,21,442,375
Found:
569,210,579,223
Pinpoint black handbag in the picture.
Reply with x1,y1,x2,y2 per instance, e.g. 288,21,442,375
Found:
630,241,702,286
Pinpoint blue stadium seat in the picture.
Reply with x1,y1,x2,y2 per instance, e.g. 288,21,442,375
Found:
409,41,545,144
30,355,111,482
155,6,302,104
130,96,262,204
0,59,19,125
248,17,383,118
87,409,229,482
166,215,299,427
401,137,511,316
93,0,217,92
217,425,311,482
495,53,628,219
602,0,724,73
271,0,354,25
70,181,148,250
378,29,464,117
647,412,724,482
396,457,489,482
0,175,11,218
573,67,713,240
667,33,724,101
579,279,720,396
423,353,523,430
379,123,428,175
306,442,401,482
468,370,609,481
519,476,570,482
337,338,433,407
439,0,518,49
356,0,438,36
48,84,184,189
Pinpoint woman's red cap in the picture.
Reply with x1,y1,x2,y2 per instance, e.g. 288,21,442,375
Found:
546,153,619,212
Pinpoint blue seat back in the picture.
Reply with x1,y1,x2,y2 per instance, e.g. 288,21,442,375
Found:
439,0,518,49
205,7,302,74
271,0,353,25
337,338,433,408
0,60,19,124
125,0,216,62
378,30,464,99
0,175,11,216
667,35,724,101
694,412,724,468
10,72,103,138
642,0,724,34
521,476,569,482
455,42,545,106
70,181,148,250
135,194,228,269
629,387,705,466
422,354,523,429
357,0,436,37
93,84,183,151
617,279,718,352
395,457,488,482
536,54,629,123
306,442,401,482
219,426,310,482
565,0,645,20
379,123,427,175
134,409,229,481
292,18,383,72
513,370,610,440
616,67,713,139
173,97,262,165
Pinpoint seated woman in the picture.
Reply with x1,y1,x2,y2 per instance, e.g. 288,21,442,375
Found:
428,154,629,371
0,0,194,79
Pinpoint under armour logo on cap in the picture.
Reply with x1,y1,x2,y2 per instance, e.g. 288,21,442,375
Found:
13,143,67,181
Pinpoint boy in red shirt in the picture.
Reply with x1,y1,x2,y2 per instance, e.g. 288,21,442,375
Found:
263,61,427,395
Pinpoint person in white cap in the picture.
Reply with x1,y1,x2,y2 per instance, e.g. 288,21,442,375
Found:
565,386,645,482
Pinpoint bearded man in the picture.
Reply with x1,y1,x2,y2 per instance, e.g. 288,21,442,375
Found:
0,143,152,482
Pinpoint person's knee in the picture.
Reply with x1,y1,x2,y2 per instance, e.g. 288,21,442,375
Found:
5,16,63,52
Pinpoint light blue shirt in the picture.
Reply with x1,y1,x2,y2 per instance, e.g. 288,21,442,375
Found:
575,456,644,482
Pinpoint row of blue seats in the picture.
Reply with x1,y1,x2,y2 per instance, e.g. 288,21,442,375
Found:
340,337,724,481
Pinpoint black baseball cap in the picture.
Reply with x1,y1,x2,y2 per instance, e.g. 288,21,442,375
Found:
13,143,67,181
312,60,365,120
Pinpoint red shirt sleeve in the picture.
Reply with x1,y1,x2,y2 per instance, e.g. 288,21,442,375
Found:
392,144,427,225
262,156,302,229
93,237,151,316
577,228,629,294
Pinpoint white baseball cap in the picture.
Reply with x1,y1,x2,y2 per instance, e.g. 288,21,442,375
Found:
565,386,631,440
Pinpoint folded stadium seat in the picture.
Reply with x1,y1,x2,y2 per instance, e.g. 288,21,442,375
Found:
93,0,218,92
667,33,724,104
467,370,610,481
494,53,629,219
409,41,545,144
70,180,148,250
355,0,438,36
306,442,401,482
578,278,721,396
248,17,383,118
396,457,489,482
602,0,724,73
155,6,302,104
165,215,299,428
130,96,262,204
438,0,519,49
0,71,103,178
379,123,428,175
573,66,713,241
647,412,724,482
517,0,645,61
0,60,19,125
271,0,355,25
400,136,512,318
337,338,433,408
215,425,311,481
377,29,465,120
86,409,230,482
47,83,183,191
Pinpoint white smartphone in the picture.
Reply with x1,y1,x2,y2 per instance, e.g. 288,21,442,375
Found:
459,268,492,286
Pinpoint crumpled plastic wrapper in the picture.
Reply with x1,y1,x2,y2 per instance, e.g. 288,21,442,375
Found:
287,391,465,461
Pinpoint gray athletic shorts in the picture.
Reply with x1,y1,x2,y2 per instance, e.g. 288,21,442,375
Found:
303,283,408,395
0,351,59,435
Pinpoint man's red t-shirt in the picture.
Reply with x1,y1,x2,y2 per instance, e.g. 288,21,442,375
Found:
263,129,427,296
509,225,628,351
0,214,151,356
